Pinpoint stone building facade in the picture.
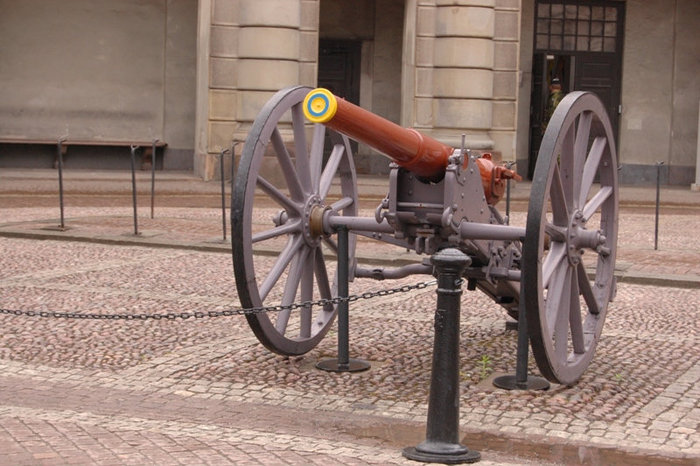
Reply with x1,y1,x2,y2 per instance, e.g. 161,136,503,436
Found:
1,0,698,186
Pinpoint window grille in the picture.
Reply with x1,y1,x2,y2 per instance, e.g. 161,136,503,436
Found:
535,1,620,53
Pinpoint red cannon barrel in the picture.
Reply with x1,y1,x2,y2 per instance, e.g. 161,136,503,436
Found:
303,88,452,181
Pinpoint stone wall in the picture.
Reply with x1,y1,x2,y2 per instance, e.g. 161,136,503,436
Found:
620,0,699,184
0,0,196,170
196,0,319,179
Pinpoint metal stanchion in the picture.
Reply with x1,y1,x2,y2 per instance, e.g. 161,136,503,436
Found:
150,139,158,219
219,148,230,241
504,161,515,225
316,225,370,373
230,142,237,184
493,287,550,391
655,161,664,250
56,136,67,230
403,248,480,464
130,145,140,236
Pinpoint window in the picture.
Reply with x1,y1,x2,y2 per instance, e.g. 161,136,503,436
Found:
535,1,620,53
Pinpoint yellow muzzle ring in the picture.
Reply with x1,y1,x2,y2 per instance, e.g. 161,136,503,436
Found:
303,88,338,124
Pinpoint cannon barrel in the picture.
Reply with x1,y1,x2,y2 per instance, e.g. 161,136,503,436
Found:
303,88,453,181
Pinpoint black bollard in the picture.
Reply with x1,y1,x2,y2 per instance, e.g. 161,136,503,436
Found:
403,248,480,464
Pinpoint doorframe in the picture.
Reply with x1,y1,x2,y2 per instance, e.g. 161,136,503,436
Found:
527,0,625,179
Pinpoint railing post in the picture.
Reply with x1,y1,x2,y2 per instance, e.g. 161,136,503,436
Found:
219,148,230,241
130,145,140,236
150,139,158,219
56,137,67,230
655,161,664,250
403,248,480,464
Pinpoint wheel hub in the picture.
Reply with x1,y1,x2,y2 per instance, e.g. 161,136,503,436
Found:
303,195,327,247
566,210,606,265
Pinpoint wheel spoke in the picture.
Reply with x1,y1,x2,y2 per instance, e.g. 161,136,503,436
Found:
582,186,613,221
577,262,600,315
271,128,305,201
257,175,301,215
292,103,312,194
571,111,592,209
545,222,567,243
298,248,315,338
322,236,338,255
559,125,576,208
330,196,355,213
319,143,345,199
252,219,302,243
275,246,309,333
579,137,607,208
552,266,573,359
309,124,326,193
545,261,569,335
543,241,567,289
314,249,334,312
259,235,303,302
569,269,585,354
550,164,570,225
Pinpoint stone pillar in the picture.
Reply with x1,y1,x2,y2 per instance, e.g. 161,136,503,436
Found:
195,0,318,180
491,0,521,163
412,0,496,151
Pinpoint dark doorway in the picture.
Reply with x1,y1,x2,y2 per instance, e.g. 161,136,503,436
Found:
318,39,361,104
528,0,625,179
317,39,362,159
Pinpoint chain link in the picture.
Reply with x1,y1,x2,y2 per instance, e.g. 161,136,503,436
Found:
0,279,436,321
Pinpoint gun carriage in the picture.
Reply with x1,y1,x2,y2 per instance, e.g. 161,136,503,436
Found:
232,85,618,386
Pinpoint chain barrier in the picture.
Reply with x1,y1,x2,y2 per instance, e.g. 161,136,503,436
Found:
0,279,437,322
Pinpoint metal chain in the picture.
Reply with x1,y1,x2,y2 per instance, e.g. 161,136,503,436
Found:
0,279,437,321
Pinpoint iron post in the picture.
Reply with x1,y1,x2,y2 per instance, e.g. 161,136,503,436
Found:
655,161,664,250
316,225,370,373
220,148,229,241
504,161,515,225
150,139,158,219
403,248,480,464
130,145,140,236
493,285,549,391
56,137,66,230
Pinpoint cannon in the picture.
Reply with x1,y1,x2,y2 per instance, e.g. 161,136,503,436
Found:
232,85,618,386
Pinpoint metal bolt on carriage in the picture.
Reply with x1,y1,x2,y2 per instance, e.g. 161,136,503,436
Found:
232,85,619,387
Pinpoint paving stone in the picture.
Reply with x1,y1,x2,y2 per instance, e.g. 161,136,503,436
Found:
1,175,699,465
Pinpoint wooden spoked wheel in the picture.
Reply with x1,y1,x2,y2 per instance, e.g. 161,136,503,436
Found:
523,91,619,385
232,86,358,355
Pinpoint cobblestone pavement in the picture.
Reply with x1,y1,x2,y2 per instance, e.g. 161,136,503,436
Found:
1,169,699,465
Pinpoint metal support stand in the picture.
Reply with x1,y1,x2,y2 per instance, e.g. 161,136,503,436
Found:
493,287,549,391
150,139,158,219
316,225,370,373
219,148,230,241
504,161,515,225
130,145,140,236
403,248,480,464
654,161,664,251
56,137,67,230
